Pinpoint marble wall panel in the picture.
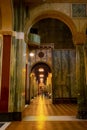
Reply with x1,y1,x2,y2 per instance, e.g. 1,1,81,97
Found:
53,49,76,98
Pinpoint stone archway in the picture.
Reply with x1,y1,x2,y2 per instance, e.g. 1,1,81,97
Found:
24,9,77,44
24,8,77,104
29,61,52,102
24,7,87,119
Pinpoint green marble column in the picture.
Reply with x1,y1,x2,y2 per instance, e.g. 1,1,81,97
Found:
67,50,71,97
14,1,26,112
76,44,87,119
8,1,26,119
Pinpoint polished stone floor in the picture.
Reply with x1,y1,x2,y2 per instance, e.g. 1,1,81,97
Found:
5,96,87,130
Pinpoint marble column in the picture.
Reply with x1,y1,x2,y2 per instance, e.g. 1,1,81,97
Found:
0,31,12,116
25,45,29,104
75,33,87,119
0,32,12,113
7,0,26,121
52,50,57,103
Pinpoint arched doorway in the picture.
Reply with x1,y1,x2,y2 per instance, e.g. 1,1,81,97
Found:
29,62,52,102
24,9,77,118
26,17,77,104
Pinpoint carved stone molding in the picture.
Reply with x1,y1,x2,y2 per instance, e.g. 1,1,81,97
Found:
0,30,13,35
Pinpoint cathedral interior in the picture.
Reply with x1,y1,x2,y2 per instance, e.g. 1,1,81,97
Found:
0,0,87,129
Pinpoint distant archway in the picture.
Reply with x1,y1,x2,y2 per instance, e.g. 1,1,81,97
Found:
29,61,52,101
31,61,52,72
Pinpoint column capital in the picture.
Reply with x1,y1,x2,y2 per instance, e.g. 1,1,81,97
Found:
0,30,13,35
13,31,24,40
73,32,86,45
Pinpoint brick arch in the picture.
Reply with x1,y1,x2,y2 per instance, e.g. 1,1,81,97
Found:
24,10,77,44
0,0,13,31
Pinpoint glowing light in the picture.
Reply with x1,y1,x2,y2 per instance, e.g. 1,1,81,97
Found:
38,68,44,72
39,74,44,77
29,52,34,57
37,116,47,121
40,78,44,83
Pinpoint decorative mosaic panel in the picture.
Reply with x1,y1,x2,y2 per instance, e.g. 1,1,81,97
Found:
29,48,52,67
72,4,87,17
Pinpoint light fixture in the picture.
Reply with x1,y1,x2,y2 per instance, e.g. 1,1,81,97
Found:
38,68,44,72
29,52,34,57
39,74,44,77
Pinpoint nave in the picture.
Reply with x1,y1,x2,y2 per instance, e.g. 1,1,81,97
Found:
6,96,87,130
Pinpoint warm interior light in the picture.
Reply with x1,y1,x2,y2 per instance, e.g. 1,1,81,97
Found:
39,74,44,77
38,68,44,72
40,78,44,83
29,52,34,57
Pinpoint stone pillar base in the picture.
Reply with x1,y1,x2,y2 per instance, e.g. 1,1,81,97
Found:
77,111,87,119
25,100,30,104
0,112,22,122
